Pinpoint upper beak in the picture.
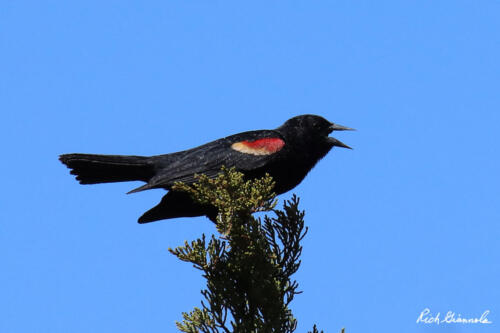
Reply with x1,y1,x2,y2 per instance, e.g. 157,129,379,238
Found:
329,123,356,131
328,123,355,149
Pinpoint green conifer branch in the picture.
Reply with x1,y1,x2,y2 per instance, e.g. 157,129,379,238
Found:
169,167,334,332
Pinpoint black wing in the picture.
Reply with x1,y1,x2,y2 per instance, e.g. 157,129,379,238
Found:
128,130,286,193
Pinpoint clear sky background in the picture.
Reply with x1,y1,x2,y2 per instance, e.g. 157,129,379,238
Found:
1,1,499,332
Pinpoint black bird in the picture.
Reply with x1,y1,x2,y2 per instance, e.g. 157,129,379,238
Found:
59,114,353,223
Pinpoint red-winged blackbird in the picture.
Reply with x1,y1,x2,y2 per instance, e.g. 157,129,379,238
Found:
59,114,353,223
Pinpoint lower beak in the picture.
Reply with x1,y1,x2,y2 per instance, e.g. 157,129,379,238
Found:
329,137,352,149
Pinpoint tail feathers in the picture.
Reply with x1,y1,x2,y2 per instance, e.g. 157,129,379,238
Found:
59,153,155,184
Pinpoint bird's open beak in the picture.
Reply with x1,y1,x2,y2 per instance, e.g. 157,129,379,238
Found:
328,123,355,149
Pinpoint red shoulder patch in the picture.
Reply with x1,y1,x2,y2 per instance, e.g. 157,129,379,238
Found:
231,138,285,156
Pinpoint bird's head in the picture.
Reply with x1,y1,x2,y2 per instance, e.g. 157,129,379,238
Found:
278,114,354,149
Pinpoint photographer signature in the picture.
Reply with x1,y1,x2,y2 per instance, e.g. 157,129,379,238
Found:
416,308,492,324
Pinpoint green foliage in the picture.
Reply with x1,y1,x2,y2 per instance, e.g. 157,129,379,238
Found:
172,166,277,235
170,167,330,332
307,325,323,333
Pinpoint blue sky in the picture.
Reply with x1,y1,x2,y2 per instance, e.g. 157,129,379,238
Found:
1,1,499,332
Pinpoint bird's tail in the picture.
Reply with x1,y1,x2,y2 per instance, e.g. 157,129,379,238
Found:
59,153,155,184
